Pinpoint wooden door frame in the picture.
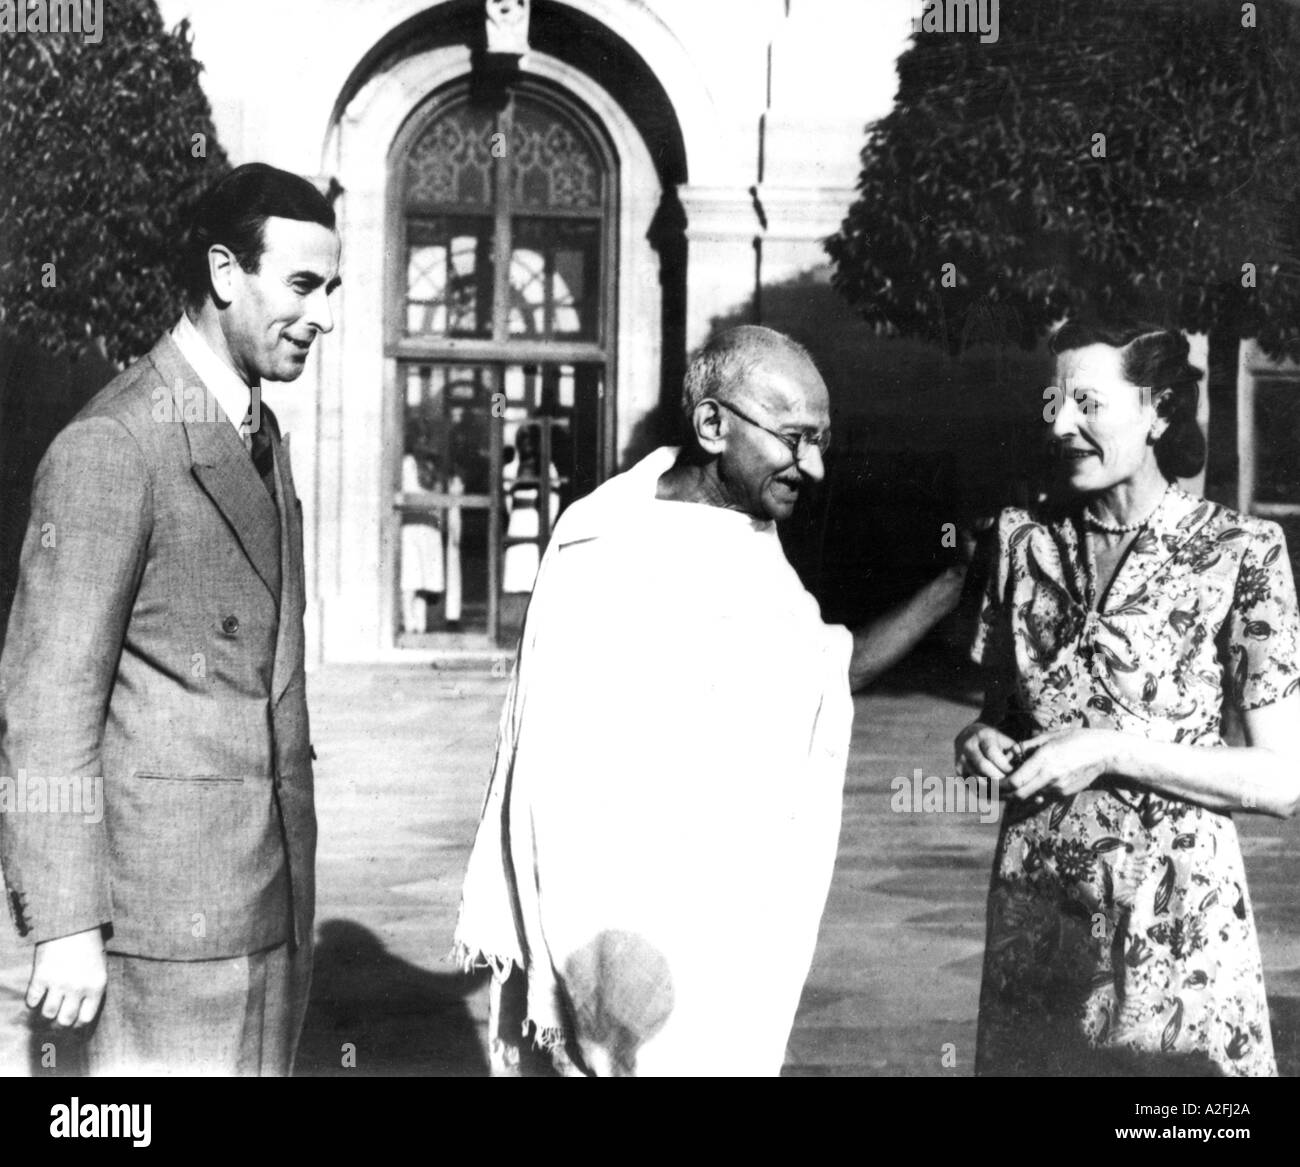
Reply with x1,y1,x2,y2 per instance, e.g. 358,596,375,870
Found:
382,75,619,648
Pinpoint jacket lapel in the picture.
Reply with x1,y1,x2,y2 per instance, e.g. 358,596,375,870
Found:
148,335,283,603
267,415,304,706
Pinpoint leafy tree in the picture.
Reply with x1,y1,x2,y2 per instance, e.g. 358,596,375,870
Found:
0,0,229,365
0,0,228,646
826,0,1300,360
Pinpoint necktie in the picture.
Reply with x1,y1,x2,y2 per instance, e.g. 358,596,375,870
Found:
250,425,277,503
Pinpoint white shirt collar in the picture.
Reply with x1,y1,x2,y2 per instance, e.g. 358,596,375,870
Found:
170,313,256,442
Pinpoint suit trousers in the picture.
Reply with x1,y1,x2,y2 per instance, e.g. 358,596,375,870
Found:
84,939,313,1076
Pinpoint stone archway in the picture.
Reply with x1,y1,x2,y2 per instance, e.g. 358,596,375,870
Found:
315,3,692,659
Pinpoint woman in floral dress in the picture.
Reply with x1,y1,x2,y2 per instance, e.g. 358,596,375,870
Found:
957,321,1300,1076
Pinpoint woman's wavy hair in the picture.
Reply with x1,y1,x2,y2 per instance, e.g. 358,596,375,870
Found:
1049,320,1206,480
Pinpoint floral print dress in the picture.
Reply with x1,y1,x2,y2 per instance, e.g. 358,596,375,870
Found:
972,486,1299,1076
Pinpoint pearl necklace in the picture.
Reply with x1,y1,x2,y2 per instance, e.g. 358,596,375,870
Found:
1083,484,1170,534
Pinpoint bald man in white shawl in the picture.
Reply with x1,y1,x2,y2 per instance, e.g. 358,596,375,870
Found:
455,326,967,1076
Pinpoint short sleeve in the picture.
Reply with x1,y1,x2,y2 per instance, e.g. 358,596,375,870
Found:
970,509,1015,673
1224,521,1300,711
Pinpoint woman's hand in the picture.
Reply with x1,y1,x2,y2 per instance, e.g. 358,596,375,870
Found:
1005,728,1120,804
955,721,1019,782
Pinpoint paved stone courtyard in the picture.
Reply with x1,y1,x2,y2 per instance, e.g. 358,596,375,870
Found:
3,656,1299,1076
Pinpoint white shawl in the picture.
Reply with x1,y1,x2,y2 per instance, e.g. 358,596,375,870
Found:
454,447,853,1075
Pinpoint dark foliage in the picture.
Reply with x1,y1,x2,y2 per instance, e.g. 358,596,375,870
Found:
826,0,1300,358
0,0,229,365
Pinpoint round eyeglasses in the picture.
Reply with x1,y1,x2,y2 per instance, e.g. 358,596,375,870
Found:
714,397,831,460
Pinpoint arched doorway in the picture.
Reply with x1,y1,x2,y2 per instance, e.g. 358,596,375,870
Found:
388,80,617,647
317,5,690,663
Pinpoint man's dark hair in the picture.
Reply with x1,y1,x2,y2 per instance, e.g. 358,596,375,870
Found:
182,163,336,308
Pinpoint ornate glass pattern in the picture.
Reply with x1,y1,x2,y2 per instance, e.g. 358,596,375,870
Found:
406,104,496,208
509,101,602,210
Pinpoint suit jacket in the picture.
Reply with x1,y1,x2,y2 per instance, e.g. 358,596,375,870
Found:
0,333,316,961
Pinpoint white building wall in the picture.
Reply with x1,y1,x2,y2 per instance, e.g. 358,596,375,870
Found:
159,0,911,325
155,0,913,659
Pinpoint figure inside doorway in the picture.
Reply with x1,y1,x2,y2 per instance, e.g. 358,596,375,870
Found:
503,424,561,595
400,447,446,633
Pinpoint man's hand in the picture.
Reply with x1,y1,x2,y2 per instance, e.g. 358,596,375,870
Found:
27,927,107,1029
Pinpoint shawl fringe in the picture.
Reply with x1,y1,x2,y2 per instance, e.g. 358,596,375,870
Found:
449,941,516,980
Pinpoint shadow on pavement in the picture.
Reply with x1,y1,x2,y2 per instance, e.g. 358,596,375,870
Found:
17,918,490,1077
13,924,1297,1078
297,919,489,1077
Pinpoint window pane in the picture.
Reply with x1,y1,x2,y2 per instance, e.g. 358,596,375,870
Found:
1254,380,1300,504
406,246,447,334
510,100,602,211
406,217,493,337
508,218,599,340
551,246,586,336
506,246,547,338
499,363,604,627
406,103,496,209
399,364,500,637
503,364,529,403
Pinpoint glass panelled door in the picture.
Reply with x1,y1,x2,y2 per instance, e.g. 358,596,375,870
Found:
391,82,615,647
397,361,603,643
397,365,499,641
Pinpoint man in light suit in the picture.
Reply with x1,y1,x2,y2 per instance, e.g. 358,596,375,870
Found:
0,163,340,1074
